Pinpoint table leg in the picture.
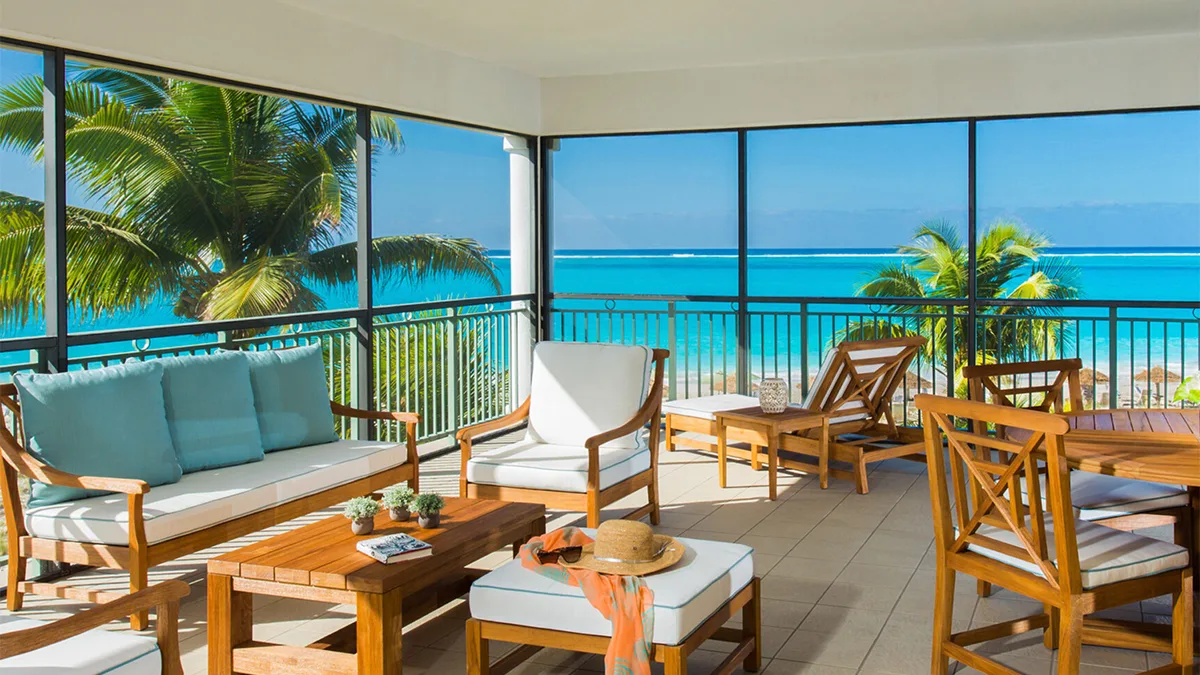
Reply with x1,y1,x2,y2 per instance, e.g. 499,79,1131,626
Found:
750,444,761,472
767,434,778,501
358,589,403,675
717,420,728,489
208,574,251,675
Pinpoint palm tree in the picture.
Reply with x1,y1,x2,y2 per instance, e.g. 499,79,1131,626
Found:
842,219,1080,393
0,66,499,330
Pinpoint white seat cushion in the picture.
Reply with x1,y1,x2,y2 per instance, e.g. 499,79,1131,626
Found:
527,342,653,450
1069,473,1190,521
970,516,1189,589
0,614,160,674
470,533,753,646
662,394,760,421
25,440,408,546
466,439,650,493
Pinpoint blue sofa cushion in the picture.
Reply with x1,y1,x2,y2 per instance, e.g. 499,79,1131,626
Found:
14,361,182,507
158,351,264,473
244,345,339,451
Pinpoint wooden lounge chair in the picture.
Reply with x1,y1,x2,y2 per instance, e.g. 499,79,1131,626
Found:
917,394,1193,675
458,341,668,528
0,580,189,674
964,358,1193,598
779,336,928,493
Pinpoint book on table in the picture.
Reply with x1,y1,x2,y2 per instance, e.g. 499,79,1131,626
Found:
357,533,433,563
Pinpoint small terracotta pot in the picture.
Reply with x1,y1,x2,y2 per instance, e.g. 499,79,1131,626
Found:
418,512,440,529
389,506,410,522
351,518,375,536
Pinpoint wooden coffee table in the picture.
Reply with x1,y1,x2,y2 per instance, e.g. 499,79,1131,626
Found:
207,497,545,675
715,406,829,500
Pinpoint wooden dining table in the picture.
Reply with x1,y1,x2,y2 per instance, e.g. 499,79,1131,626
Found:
1017,408,1200,655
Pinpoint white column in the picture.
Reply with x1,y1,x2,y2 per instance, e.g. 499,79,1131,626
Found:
504,135,535,405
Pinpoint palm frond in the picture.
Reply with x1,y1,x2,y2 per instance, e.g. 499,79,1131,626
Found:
306,234,501,291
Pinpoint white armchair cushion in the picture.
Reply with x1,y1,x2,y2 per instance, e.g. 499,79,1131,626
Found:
970,515,1189,589
527,342,654,450
25,439,408,546
466,438,651,493
471,533,753,646
0,614,160,674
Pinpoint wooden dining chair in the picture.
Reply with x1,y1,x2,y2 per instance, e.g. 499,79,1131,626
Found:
964,358,1193,597
916,394,1193,675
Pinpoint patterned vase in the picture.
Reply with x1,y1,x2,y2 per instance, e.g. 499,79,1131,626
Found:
758,378,789,414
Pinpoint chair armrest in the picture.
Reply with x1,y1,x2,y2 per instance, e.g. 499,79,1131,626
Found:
456,397,531,443
0,429,148,494
331,401,420,425
0,580,190,660
584,395,663,451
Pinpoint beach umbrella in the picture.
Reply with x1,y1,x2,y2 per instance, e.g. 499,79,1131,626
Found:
1133,366,1181,384
1079,368,1109,386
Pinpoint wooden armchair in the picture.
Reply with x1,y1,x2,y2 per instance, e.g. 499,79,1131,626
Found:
0,579,189,673
1,384,418,630
964,358,1192,597
458,342,669,528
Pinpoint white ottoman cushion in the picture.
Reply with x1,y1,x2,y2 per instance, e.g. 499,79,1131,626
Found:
527,342,653,450
470,534,753,646
0,614,161,674
663,395,760,421
466,439,651,493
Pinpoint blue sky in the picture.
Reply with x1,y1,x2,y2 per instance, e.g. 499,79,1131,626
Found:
3,46,1198,256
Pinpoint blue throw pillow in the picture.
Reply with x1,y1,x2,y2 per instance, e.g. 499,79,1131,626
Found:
14,361,183,507
157,351,264,473
244,345,339,451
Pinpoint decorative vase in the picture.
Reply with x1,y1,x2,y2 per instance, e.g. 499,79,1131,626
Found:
389,506,410,522
351,518,375,536
418,512,441,529
758,378,789,414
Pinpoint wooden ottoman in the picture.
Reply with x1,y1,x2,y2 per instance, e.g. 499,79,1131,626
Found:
466,535,760,675
664,394,766,466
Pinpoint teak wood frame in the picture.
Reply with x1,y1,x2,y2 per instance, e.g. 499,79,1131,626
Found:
0,579,189,674
458,348,669,529
466,577,761,675
0,384,420,630
917,394,1193,675
667,336,927,494
963,358,1195,599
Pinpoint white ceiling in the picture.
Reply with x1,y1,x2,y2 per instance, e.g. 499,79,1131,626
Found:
278,0,1199,77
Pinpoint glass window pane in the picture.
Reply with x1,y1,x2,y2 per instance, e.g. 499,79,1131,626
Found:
977,110,1200,303
370,115,510,305
550,132,739,295
748,122,969,297
61,61,358,334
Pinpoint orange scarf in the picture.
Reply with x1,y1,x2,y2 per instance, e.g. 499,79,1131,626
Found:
519,527,655,675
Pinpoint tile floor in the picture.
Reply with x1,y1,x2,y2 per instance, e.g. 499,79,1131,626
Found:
11,434,1187,675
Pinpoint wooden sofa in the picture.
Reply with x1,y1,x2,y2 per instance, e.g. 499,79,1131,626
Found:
0,386,418,630
0,580,189,673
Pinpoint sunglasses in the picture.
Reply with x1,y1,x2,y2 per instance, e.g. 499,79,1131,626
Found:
535,545,583,564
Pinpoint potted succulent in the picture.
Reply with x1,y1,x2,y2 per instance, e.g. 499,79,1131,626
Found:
413,492,445,529
343,496,381,535
381,485,415,522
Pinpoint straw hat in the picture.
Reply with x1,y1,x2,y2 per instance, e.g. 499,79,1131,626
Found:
563,520,685,576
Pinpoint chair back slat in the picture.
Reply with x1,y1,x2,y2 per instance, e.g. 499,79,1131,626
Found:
917,394,1078,594
802,336,928,430
963,358,1084,414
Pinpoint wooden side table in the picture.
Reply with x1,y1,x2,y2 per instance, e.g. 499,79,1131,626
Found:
715,406,829,500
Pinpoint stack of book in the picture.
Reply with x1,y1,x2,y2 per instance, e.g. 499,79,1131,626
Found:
356,532,433,564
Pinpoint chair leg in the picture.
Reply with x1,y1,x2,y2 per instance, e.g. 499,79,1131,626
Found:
6,553,24,611
664,416,675,452
743,578,762,673
1171,568,1193,670
466,619,489,675
1054,603,1084,675
662,645,687,675
931,564,955,675
648,475,661,527
853,448,869,494
1043,605,1060,649
587,489,601,529
130,556,150,631
976,580,992,598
